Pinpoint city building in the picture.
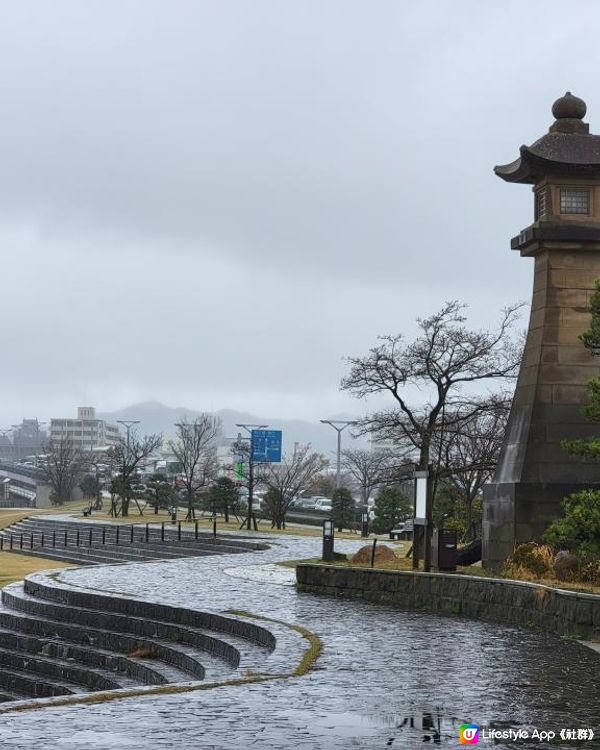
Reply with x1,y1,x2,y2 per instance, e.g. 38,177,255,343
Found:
49,407,120,452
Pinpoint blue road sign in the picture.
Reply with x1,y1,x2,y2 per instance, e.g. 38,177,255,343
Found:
251,430,282,463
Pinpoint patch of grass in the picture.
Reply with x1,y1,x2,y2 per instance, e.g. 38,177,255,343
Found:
0,673,280,715
225,609,323,677
0,551,74,589
0,501,91,532
68,508,364,539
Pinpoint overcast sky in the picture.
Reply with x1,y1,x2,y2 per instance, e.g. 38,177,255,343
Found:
1,0,599,426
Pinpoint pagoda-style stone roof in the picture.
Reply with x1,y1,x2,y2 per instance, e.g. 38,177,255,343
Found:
495,92,600,183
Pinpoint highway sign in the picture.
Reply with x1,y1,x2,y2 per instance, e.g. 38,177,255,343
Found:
251,430,282,463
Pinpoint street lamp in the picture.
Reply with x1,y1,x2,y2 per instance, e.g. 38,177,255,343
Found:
320,420,357,489
117,420,140,453
235,423,268,530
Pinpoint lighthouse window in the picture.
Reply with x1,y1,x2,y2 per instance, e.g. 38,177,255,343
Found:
560,188,590,214
535,189,548,219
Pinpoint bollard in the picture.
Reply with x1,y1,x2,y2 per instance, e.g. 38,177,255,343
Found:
76,530,80,547
195,521,198,540
370,538,378,568
178,521,181,541
20,534,23,550
41,532,44,548
102,527,106,545
30,534,33,550
130,525,134,544
161,522,165,542
145,523,149,543
116,526,120,545
213,515,217,539
53,530,56,548
10,534,13,550
64,529,68,547
0,537,2,551
89,528,93,547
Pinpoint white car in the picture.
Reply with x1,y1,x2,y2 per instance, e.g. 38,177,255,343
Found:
314,498,332,512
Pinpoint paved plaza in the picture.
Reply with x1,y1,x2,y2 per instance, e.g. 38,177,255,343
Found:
0,521,599,749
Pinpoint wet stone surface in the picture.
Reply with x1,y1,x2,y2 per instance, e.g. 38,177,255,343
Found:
2,524,599,749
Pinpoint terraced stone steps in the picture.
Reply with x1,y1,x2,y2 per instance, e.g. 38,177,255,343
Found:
0,630,168,686
2,586,246,670
0,609,207,684
0,516,267,567
0,568,297,704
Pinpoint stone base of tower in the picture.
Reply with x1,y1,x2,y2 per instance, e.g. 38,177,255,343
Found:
482,480,600,568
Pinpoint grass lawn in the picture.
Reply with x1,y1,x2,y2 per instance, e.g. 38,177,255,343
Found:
78,507,369,540
0,551,74,589
0,500,90,531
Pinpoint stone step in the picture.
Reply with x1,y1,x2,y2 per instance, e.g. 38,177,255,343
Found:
10,518,264,552
1,527,245,559
0,629,167,686
0,608,209,684
0,666,81,698
2,585,245,670
26,574,277,653
0,647,126,691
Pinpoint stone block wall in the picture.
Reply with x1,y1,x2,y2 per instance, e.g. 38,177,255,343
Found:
296,564,600,640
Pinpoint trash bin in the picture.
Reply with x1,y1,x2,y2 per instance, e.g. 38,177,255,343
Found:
432,528,457,572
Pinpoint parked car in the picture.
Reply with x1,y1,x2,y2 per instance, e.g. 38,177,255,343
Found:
314,498,332,512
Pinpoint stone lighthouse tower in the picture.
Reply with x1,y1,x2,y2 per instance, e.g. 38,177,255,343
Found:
483,92,600,567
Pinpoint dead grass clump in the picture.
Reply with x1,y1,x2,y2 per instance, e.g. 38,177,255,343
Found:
129,647,156,659
506,542,554,579
350,545,397,565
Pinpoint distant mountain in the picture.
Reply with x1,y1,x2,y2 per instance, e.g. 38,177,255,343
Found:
98,401,367,456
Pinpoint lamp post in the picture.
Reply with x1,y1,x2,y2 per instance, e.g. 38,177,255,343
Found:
320,420,357,489
322,518,334,561
235,423,268,530
117,420,140,452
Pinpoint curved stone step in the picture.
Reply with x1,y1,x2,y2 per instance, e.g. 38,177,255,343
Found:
0,667,80,698
0,630,164,686
0,647,124,691
26,574,277,652
0,607,209,683
3,585,244,669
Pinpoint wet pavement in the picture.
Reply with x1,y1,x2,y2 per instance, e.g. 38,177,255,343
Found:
0,524,599,749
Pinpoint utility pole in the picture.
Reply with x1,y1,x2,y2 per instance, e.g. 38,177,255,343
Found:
235,423,268,530
320,420,357,489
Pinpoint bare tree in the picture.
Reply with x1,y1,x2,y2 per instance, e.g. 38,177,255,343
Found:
108,431,162,517
341,301,523,473
169,415,220,521
438,399,510,539
258,448,328,529
341,448,395,504
40,436,87,505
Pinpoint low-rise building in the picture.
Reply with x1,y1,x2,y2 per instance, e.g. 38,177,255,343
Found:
49,407,120,451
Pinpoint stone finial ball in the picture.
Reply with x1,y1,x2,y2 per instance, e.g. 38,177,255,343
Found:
552,91,587,120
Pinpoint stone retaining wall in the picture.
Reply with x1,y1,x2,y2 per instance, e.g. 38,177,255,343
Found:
296,564,600,639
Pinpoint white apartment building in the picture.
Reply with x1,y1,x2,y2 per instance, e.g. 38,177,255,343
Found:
49,407,120,451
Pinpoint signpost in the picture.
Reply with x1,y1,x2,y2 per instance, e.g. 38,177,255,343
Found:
250,430,282,463
235,425,283,530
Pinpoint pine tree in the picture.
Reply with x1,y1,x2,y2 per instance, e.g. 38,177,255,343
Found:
563,278,600,458
332,487,355,532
